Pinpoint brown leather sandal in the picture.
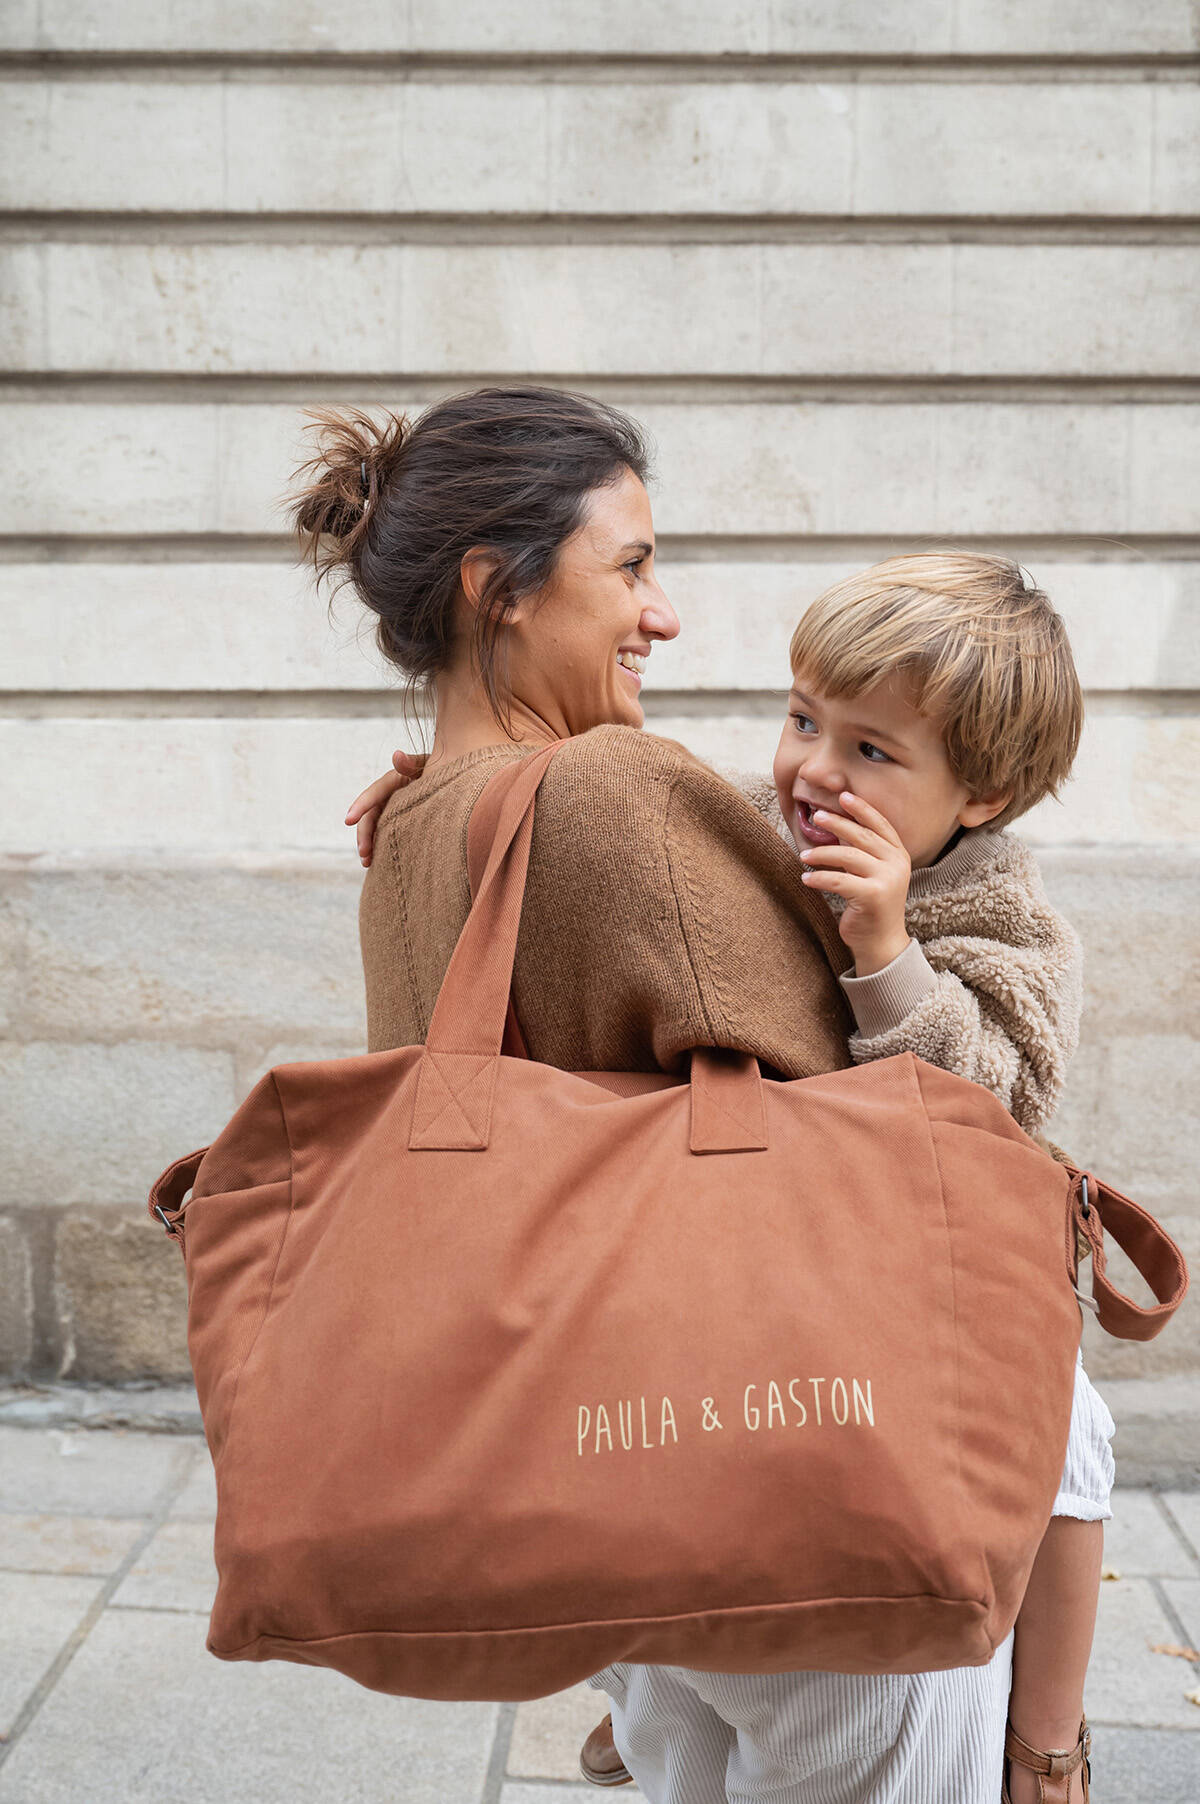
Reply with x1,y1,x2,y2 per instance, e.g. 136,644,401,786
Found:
1001,1717,1091,1803
579,1711,634,1787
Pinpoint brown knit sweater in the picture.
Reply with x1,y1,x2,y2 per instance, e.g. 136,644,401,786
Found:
359,726,853,1079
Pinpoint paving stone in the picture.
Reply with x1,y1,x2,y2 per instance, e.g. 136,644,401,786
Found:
508,1680,618,1781
166,1444,217,1519
1087,1726,1200,1802
1087,1579,1200,1728
1103,1491,1200,1580
1163,1494,1200,1563
0,1426,187,1517
110,1519,217,1614
0,1569,102,1737
0,1513,143,1576
1162,1579,1200,1652
0,1607,498,1804
501,1789,645,1804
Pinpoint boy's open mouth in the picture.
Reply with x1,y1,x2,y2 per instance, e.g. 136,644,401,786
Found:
795,799,843,849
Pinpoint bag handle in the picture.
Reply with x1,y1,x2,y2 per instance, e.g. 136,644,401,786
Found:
466,758,531,1061
1068,1167,1188,1342
409,742,769,1154
409,743,561,1149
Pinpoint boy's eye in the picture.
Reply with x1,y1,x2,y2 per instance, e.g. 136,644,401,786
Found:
790,712,816,733
860,741,890,763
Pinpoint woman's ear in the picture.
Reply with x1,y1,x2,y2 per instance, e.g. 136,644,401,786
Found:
459,548,502,616
460,549,533,627
959,788,1013,829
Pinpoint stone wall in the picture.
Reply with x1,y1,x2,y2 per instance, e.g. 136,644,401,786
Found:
0,4,1196,1382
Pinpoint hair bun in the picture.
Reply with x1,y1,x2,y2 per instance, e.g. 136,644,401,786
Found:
290,408,410,576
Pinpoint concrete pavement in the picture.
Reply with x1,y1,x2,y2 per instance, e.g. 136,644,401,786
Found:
0,1419,1197,1803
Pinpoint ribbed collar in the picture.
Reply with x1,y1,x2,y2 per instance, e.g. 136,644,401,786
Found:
907,825,1009,899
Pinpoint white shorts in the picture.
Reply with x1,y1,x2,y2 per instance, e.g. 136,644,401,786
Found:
587,1351,1114,1802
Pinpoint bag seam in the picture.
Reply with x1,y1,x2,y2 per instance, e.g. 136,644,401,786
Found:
211,1588,991,1657
218,1069,297,1469
909,1055,983,1613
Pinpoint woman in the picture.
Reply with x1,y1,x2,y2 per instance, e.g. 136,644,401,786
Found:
295,385,1017,1802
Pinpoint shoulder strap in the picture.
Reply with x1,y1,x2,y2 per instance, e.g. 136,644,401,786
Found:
466,754,532,1060
1069,1167,1188,1341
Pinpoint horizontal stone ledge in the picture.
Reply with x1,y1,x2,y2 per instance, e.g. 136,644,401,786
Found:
0,712,1195,853
2,399,1197,537
2,559,1196,694
0,847,1191,1048
1,78,1196,217
4,242,1200,378
3,2,1196,57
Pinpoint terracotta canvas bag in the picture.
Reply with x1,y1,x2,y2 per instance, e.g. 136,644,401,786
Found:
148,742,1187,1702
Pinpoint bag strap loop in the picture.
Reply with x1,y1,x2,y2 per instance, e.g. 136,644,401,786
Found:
147,1144,208,1243
1068,1166,1188,1341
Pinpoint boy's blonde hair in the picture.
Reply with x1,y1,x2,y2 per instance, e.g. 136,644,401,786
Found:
788,553,1083,830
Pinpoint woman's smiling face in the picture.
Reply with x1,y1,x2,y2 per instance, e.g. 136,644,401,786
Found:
500,466,680,737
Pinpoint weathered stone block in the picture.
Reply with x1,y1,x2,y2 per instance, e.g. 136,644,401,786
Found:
0,1217,33,1374
3,559,1197,697
8,400,1200,540
5,78,1195,218
13,2,1199,55
54,1208,190,1383
5,868,365,1045
17,241,1199,380
0,1041,236,1208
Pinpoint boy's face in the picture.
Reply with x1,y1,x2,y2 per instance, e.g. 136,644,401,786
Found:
773,669,1009,871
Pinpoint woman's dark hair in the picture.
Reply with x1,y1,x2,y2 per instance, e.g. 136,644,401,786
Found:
289,385,652,725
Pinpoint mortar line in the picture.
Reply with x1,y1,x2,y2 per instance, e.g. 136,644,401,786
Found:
3,214,1200,247
1155,1493,1200,1576
0,1437,203,1770
1,51,1199,82
480,1700,519,1804
1147,1574,1200,1680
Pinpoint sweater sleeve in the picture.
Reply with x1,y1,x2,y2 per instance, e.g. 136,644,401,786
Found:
837,845,1083,1133
512,727,856,1081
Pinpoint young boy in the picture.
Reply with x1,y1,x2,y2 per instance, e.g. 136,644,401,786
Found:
767,553,1109,1804
579,552,1111,1802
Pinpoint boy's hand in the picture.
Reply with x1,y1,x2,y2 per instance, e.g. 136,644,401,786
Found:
345,751,427,866
798,791,912,975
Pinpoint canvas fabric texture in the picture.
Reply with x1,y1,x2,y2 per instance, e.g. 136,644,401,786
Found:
147,743,1186,1705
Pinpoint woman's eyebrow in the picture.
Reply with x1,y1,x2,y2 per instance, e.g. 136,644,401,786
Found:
618,540,654,558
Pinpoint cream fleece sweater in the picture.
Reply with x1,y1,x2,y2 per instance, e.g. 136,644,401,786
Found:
731,773,1083,1135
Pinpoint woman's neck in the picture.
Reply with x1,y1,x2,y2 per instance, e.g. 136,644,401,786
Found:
424,672,561,773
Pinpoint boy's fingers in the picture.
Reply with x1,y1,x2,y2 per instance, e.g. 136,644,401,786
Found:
835,791,905,847
799,844,879,878
345,769,405,823
809,810,892,856
800,869,869,896
392,750,427,777
356,804,382,864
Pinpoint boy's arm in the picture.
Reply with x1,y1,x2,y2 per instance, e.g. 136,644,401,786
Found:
839,855,1083,1134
